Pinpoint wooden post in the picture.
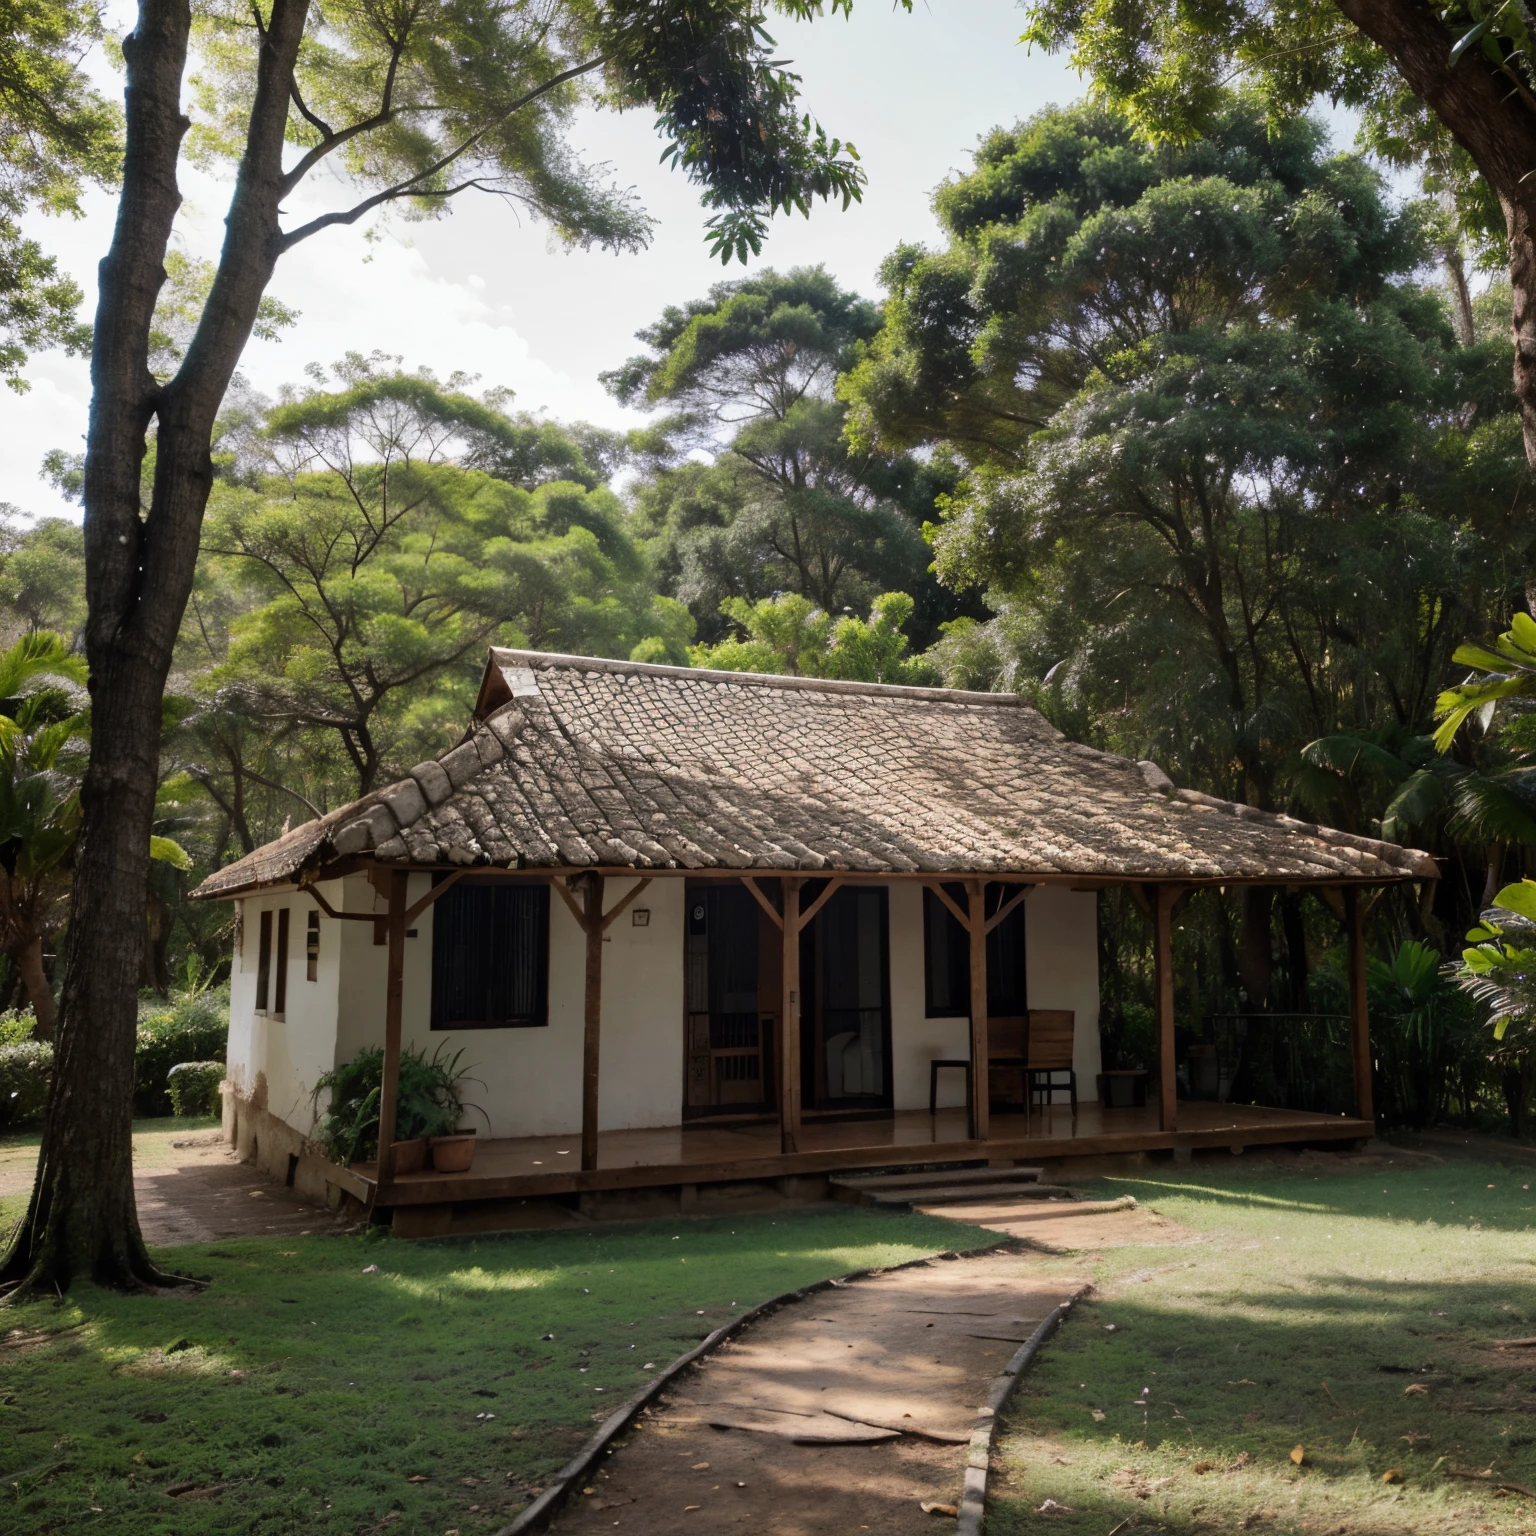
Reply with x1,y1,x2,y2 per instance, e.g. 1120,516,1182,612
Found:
966,879,989,1143
1155,883,1177,1133
375,870,409,1183
780,877,802,1155
581,872,605,1172
1345,886,1374,1125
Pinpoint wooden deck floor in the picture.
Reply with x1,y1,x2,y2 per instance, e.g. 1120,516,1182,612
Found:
363,1100,1371,1208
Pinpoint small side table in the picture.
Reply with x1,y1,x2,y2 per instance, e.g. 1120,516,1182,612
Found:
929,1058,973,1116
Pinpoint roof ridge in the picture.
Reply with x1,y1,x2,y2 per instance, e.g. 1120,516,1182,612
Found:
484,646,1025,708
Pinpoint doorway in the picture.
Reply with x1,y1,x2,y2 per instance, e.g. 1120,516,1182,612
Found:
683,883,778,1117
800,884,892,1113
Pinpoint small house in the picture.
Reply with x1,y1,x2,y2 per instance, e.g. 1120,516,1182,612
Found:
193,649,1434,1232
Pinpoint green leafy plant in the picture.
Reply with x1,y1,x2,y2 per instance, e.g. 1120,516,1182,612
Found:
165,1061,225,1119
311,1045,484,1166
134,989,229,1117
0,1040,53,1132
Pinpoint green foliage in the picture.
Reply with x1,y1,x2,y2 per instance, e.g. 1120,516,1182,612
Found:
0,1037,50,1129
613,266,973,647
311,1043,482,1166
0,514,86,637
692,590,938,684
192,360,685,796
1015,0,1508,265
0,1005,34,1044
1457,878,1536,1045
1369,938,1487,1126
0,0,119,386
134,991,229,1118
165,1060,225,1119
1434,610,1536,751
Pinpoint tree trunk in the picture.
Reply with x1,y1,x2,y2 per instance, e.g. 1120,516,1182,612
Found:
1,0,311,1296
1333,0,1536,469
12,935,57,1040
1237,886,1274,1009
141,888,172,995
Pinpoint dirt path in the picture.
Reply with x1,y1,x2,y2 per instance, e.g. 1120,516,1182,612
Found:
550,1246,1087,1535
0,1131,351,1245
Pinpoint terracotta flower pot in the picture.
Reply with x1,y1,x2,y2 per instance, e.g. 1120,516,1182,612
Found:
390,1137,430,1175
429,1132,477,1173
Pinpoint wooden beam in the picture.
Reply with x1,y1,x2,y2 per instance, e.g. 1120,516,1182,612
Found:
375,870,409,1186
551,874,587,930
581,873,605,1171
924,879,971,931
403,867,467,927
1155,883,1177,1133
303,885,377,923
1345,886,1375,1126
598,876,653,933
984,883,1034,935
740,875,784,930
795,875,845,932
780,877,802,1154
966,878,989,1142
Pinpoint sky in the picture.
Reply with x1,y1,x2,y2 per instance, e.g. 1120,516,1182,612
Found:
0,0,1095,521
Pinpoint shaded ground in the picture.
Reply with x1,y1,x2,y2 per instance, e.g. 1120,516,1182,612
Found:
552,1246,1089,1536
0,1118,351,1243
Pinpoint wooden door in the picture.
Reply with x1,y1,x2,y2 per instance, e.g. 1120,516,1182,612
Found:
684,884,775,1114
801,884,892,1111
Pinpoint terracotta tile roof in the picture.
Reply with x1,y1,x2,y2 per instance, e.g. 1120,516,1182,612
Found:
191,648,1437,898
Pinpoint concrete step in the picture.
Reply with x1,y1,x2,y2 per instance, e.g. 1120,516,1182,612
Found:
858,1182,1079,1208
830,1164,1044,1193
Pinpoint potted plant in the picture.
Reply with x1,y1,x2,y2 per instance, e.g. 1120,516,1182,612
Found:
312,1044,485,1173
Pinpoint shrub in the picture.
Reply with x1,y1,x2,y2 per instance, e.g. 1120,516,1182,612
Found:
0,1008,36,1046
312,1044,482,1166
135,988,229,1116
0,1040,53,1131
167,1061,225,1118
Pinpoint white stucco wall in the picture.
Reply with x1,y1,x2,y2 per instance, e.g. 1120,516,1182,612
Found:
226,883,342,1132
230,872,1101,1141
328,872,684,1140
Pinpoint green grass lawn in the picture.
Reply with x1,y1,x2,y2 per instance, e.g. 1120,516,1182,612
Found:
0,1204,993,1534
992,1153,1536,1535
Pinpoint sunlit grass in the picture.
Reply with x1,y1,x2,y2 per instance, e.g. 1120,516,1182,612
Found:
0,1204,992,1533
991,1155,1536,1535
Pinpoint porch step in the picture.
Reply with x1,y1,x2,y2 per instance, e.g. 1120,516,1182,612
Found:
831,1164,1045,1193
860,1181,1079,1208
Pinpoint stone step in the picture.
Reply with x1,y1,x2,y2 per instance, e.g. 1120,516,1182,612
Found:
830,1164,1044,1193
859,1182,1078,1208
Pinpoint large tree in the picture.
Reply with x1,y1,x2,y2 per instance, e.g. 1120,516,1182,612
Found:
1,0,907,1297
609,265,976,646
1017,0,1536,476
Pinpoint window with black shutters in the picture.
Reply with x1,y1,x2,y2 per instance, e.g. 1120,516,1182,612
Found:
922,884,1027,1018
431,880,550,1028
255,909,273,1012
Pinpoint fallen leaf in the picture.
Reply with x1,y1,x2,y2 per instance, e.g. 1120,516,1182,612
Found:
1405,1383,1429,1396
1037,1498,1075,1514
692,1462,710,1470
684,1505,701,1513
362,1264,379,1274
1291,1446,1306,1466
1091,1409,1106,1422
1193,1460,1217,1474
920,1501,959,1517
406,1474,428,1484
1383,1469,1404,1484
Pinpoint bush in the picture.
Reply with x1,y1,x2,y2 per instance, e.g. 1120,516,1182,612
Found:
135,988,228,1116
0,1008,36,1046
312,1044,482,1166
167,1061,225,1118
0,1040,53,1131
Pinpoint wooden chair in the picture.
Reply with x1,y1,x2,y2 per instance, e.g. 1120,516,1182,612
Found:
1026,1010,1077,1122
987,1015,1028,1110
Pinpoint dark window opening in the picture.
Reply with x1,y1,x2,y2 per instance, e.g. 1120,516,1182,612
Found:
274,908,290,1016
922,884,1027,1018
305,910,320,982
285,1152,299,1188
431,880,549,1028
255,909,273,1012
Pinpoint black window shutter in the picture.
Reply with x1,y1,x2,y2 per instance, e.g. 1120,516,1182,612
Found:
432,881,550,1028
